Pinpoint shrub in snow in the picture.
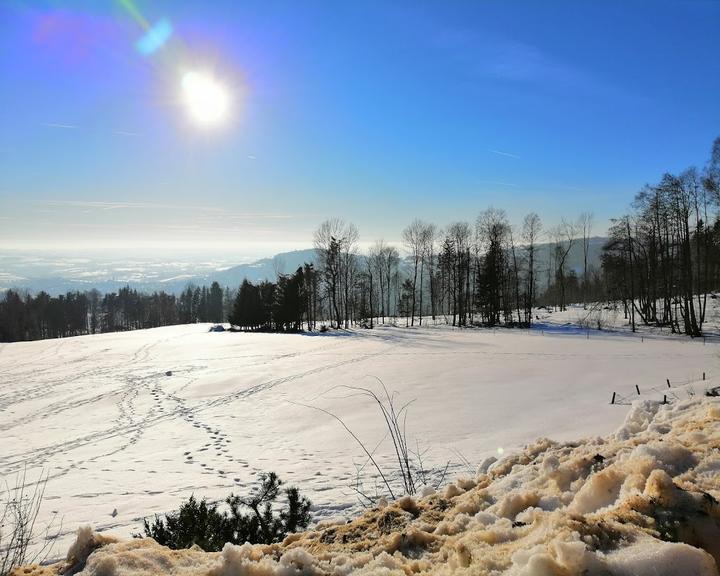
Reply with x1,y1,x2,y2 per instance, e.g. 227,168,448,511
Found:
142,495,230,552
142,472,311,551
225,472,312,545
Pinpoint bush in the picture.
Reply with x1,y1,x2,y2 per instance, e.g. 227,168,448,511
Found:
1,469,60,576
142,473,311,551
142,495,229,552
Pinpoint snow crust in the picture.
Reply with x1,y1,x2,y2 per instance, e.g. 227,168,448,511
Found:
14,397,720,575
1,323,717,567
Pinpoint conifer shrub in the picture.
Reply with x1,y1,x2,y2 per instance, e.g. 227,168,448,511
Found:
142,472,311,551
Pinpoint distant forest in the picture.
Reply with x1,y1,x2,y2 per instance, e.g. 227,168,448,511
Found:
1,137,718,342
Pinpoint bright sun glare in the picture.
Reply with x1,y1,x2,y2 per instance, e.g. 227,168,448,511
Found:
181,71,229,126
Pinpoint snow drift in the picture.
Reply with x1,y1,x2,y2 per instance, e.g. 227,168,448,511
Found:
13,397,720,575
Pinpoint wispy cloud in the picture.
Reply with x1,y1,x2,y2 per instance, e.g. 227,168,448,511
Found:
43,201,302,220
46,200,163,210
42,122,78,129
41,124,141,136
433,26,622,97
478,180,519,188
487,149,520,159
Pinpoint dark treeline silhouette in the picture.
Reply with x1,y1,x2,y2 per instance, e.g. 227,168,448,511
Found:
228,265,319,332
0,282,229,342
2,137,718,341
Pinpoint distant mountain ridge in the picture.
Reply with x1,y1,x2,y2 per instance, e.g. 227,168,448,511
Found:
203,249,318,289
1,239,606,296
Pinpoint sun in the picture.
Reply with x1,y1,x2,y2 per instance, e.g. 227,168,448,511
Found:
181,71,229,126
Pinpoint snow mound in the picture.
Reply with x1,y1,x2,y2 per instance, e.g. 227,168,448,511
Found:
14,398,720,576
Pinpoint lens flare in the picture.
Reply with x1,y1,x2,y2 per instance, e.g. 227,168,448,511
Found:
136,18,172,55
181,71,229,126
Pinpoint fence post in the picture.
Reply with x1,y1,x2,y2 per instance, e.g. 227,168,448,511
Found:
611,392,616,404
635,385,640,395
667,378,671,388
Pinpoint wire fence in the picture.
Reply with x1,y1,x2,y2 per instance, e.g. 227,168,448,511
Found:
610,371,719,405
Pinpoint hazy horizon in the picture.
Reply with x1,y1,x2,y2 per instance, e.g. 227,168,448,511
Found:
2,1,718,257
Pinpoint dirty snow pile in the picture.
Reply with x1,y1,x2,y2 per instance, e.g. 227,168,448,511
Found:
17,397,720,576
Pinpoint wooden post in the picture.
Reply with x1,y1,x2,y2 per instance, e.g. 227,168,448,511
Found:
611,392,616,404
667,378,671,388
663,394,667,404
703,372,706,381
635,385,640,395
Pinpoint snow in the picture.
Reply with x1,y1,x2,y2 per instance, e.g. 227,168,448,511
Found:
0,323,717,562
13,397,720,575
602,540,718,576
535,301,720,339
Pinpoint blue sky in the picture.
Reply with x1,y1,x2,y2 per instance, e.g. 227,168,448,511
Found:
0,0,718,259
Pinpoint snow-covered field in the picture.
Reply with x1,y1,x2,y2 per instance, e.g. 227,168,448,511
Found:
535,300,720,338
1,323,717,556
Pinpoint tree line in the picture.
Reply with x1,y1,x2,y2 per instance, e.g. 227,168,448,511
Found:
306,210,595,331
0,283,230,342
2,136,718,341
603,138,720,335
300,137,720,335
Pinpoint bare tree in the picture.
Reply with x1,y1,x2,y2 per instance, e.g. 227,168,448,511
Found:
579,212,594,307
402,220,424,326
522,212,542,324
384,246,400,321
340,224,359,328
508,226,523,324
314,220,342,328
402,220,435,327
314,219,358,328
369,240,389,323
550,219,577,311
420,223,437,324
445,222,472,326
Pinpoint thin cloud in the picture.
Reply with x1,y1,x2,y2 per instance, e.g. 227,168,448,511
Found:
42,122,78,129
478,180,519,188
433,26,624,99
43,201,305,220
114,130,139,136
46,201,163,211
247,155,257,160
487,149,520,159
